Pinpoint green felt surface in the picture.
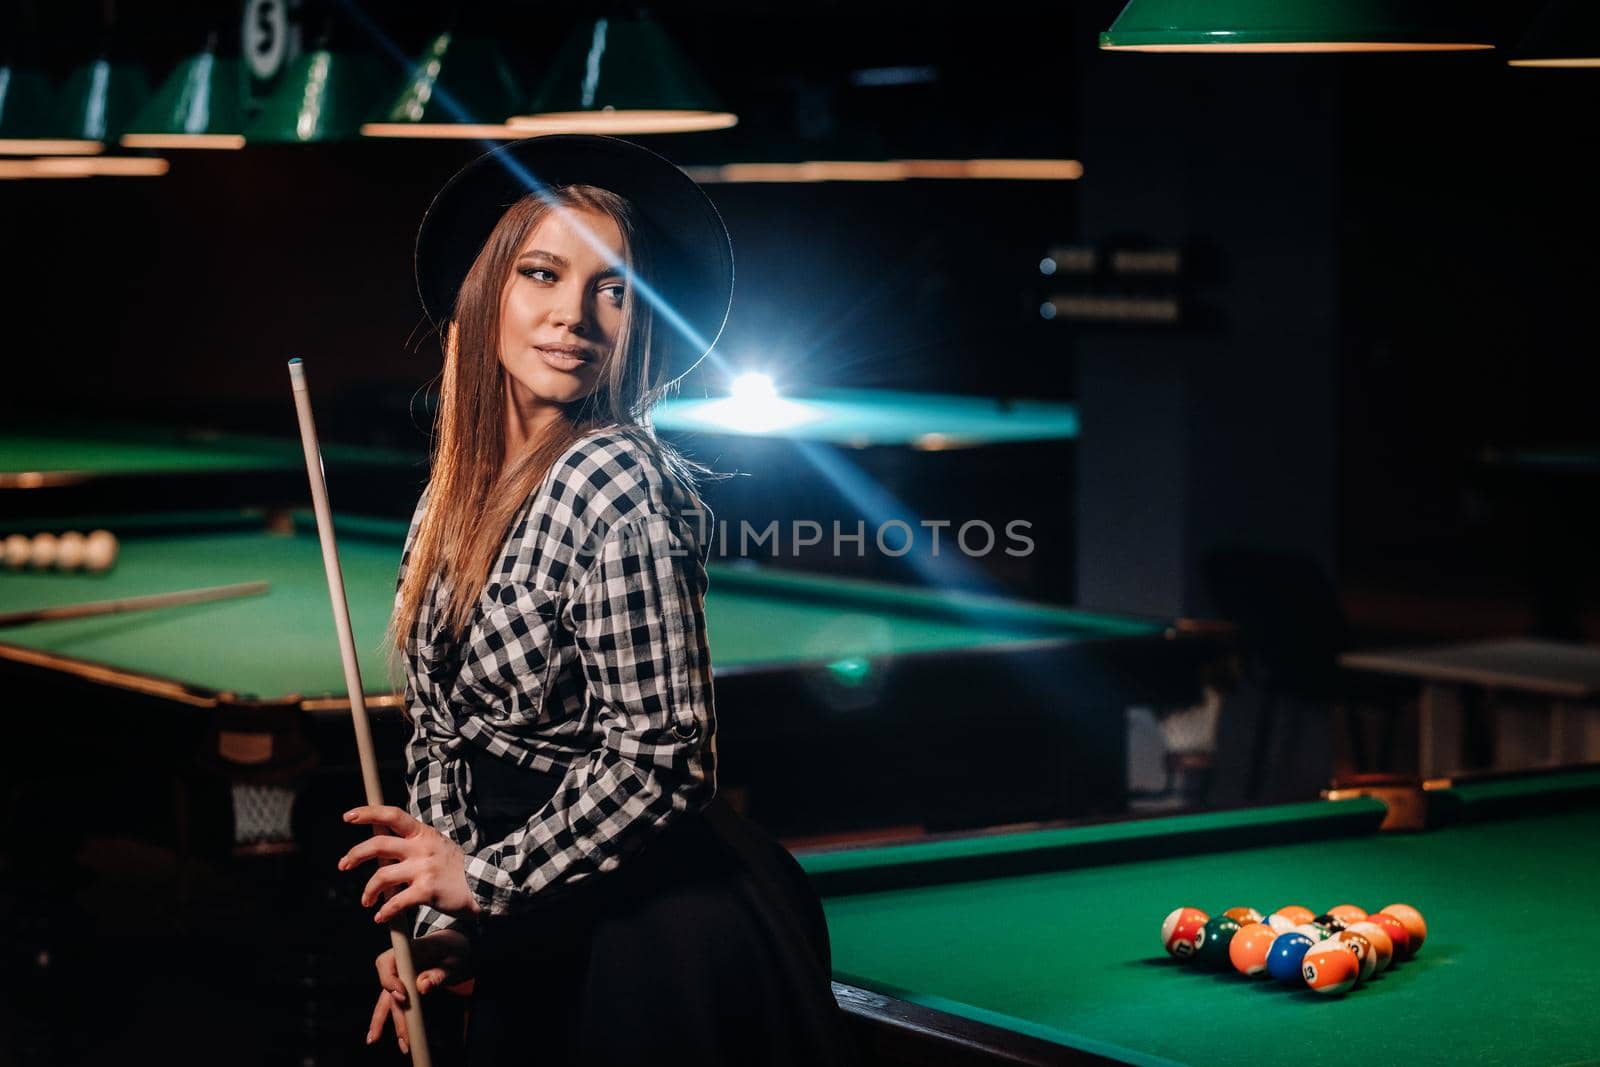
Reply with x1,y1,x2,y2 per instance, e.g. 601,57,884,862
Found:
809,799,1600,1066
0,515,406,698
652,388,1079,446
0,427,419,476
0,513,1153,700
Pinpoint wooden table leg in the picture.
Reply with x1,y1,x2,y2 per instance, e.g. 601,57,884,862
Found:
1418,682,1463,778
1550,702,1579,766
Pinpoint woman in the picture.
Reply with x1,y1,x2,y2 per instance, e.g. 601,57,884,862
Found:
335,136,856,1065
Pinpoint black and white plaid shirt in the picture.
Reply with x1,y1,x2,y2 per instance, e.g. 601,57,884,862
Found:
396,430,716,940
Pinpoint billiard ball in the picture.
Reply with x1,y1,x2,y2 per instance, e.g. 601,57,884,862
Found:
1223,906,1265,926
1272,905,1316,926
1313,912,1349,934
1368,912,1413,960
30,532,58,569
1335,930,1378,982
1345,921,1395,972
55,531,86,570
1265,913,1297,935
1327,904,1368,925
1228,922,1278,976
1162,907,1209,959
1380,903,1427,955
1293,922,1330,942
1302,940,1360,995
2,534,28,568
1266,932,1316,984
1194,916,1243,968
84,529,119,573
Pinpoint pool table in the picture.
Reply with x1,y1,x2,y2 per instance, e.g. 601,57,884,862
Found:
799,768,1600,1066
0,424,424,520
653,388,1082,603
0,509,1226,839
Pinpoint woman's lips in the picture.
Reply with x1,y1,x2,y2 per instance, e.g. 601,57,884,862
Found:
536,345,589,372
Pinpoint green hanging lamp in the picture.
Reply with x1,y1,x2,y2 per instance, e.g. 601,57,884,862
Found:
121,39,246,149
509,14,736,135
363,31,530,139
53,55,149,151
1099,0,1495,53
1,62,103,155
1508,0,1600,67
244,46,383,143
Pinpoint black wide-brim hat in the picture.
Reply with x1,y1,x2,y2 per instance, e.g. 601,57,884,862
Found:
415,135,733,384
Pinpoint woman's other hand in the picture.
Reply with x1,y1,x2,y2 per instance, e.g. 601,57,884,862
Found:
368,929,474,1052
337,805,484,924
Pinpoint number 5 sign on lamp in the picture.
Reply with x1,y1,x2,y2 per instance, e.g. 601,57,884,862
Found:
242,0,302,99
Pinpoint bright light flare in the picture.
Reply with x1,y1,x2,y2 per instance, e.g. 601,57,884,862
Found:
671,394,822,436
730,372,777,402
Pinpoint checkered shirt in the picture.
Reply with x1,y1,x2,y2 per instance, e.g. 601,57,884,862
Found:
396,430,717,939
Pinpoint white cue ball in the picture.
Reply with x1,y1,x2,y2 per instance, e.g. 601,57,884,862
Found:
30,532,59,569
55,531,86,571
3,534,29,569
84,529,119,573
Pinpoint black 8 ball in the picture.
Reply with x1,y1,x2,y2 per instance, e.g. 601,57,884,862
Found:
1194,916,1242,968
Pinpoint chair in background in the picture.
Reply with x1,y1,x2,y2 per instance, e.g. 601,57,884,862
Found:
1202,547,1407,799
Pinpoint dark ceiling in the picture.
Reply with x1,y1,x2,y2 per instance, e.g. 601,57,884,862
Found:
6,1,1089,160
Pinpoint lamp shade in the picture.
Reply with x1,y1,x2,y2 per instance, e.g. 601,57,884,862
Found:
122,49,246,148
362,31,529,138
510,15,736,134
56,57,149,146
1509,0,1600,67
244,48,383,143
1099,0,1495,53
1,63,105,155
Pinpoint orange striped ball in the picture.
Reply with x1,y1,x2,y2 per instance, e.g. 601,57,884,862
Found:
1302,941,1360,995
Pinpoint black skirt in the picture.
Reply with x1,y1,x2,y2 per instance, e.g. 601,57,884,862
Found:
460,748,858,1066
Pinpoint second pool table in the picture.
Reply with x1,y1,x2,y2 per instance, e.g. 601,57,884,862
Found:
653,388,1079,449
0,424,423,520
0,509,1226,837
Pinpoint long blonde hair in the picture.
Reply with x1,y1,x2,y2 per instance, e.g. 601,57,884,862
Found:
392,184,701,650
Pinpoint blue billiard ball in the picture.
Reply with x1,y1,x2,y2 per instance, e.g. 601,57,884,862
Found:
1266,932,1316,984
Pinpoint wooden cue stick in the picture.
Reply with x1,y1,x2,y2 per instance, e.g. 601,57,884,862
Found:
289,358,433,1067
0,581,268,628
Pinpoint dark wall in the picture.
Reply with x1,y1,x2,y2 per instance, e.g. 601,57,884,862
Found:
1068,0,1598,625
1336,59,1600,600
5,143,452,422
1071,20,1340,617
